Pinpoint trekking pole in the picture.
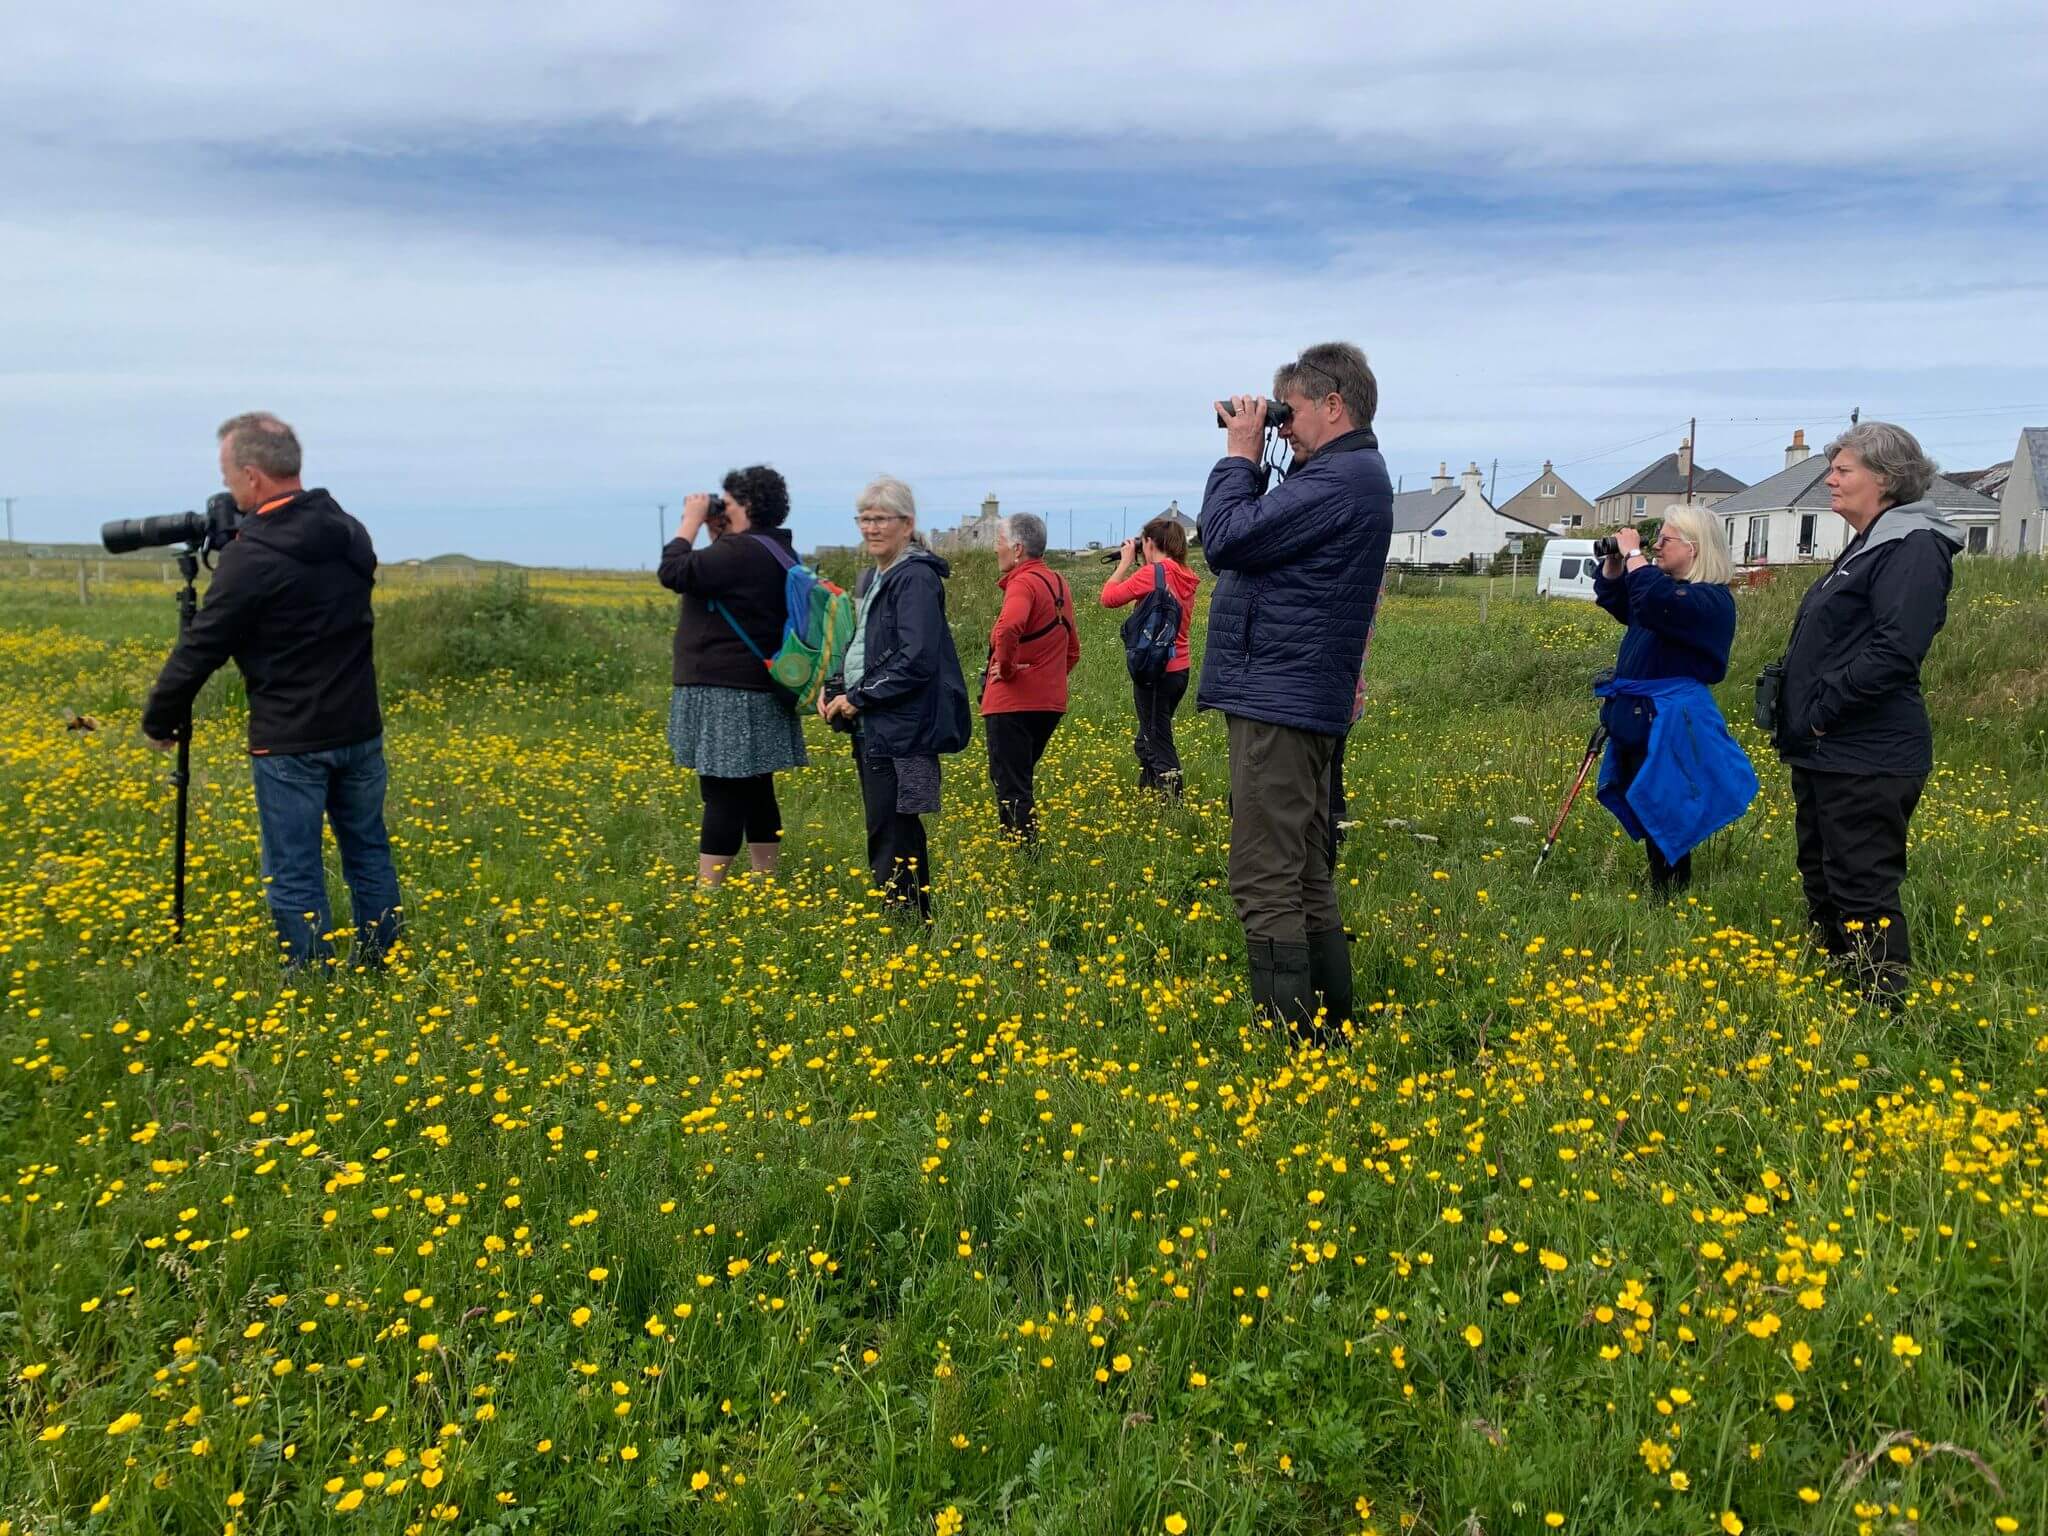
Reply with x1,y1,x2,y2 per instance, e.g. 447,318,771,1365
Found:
1532,724,1607,877
169,546,200,941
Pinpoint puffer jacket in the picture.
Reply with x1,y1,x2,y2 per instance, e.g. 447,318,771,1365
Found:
1774,501,1962,777
1195,429,1393,735
836,547,972,759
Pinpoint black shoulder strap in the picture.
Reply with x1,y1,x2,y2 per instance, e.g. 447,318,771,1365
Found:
1018,569,1072,643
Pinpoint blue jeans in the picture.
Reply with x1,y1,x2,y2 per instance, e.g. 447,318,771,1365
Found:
249,737,402,968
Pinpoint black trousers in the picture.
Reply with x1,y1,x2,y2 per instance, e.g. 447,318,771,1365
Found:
985,710,1062,842
698,773,781,857
1790,766,1924,979
1611,745,1692,892
855,750,932,917
1132,670,1189,789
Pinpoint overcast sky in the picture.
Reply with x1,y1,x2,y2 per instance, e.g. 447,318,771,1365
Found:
4,2,2046,563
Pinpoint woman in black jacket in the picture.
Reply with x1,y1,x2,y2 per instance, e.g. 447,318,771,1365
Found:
1772,421,1963,1008
658,465,807,885
819,474,971,918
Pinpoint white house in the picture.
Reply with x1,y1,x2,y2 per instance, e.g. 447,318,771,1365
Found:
1997,427,2047,556
1387,462,1548,566
1706,431,2001,565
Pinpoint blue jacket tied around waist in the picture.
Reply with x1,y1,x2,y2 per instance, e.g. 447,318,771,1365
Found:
1593,675,1758,864
1196,429,1394,736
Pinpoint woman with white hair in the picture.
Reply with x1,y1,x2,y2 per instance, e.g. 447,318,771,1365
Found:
819,475,971,918
1591,502,1744,895
1766,420,1962,1009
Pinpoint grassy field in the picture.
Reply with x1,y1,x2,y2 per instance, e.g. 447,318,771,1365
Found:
2,548,2045,1536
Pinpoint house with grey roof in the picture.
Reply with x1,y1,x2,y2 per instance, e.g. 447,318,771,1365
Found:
1996,427,2048,556
1387,461,1547,566
1710,430,2000,565
1497,460,1595,531
1594,438,1745,525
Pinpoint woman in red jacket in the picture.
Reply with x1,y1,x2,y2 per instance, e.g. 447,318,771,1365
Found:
1101,515,1201,796
982,511,1080,843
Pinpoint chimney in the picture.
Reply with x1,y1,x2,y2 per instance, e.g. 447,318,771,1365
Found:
1785,428,1810,469
981,493,999,521
1430,461,1452,493
1459,461,1486,502
1676,438,1693,479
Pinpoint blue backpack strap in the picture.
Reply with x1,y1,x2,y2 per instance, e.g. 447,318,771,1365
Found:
709,599,770,662
747,532,797,571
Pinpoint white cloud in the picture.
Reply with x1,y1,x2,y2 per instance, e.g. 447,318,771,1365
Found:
3,194,2040,563
6,1,2046,173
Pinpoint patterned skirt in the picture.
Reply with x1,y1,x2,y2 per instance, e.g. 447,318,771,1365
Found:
668,686,808,778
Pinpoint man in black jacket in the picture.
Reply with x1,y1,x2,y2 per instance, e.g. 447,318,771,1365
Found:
1773,421,1962,1009
143,413,401,969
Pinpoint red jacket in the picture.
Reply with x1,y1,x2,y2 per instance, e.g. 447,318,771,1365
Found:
1100,559,1200,672
982,558,1080,714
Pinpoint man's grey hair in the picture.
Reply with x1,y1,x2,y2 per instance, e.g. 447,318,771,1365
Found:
855,473,917,524
1274,341,1377,430
217,412,303,478
1825,421,1937,508
1001,512,1047,559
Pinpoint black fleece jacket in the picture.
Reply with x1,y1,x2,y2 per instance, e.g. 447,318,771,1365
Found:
143,489,383,755
658,527,796,690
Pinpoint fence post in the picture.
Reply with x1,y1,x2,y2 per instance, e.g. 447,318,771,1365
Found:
78,560,90,604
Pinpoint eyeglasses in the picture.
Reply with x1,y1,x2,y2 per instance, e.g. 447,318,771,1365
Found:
1652,532,1695,549
854,514,905,530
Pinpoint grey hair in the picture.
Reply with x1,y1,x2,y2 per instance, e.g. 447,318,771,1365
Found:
1658,503,1733,586
217,412,303,478
1001,512,1047,559
855,473,917,524
1273,341,1377,429
1825,421,1937,508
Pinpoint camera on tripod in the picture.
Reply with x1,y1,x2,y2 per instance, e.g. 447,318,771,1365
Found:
100,493,243,556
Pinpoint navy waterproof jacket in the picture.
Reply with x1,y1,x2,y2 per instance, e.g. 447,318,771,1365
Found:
1196,430,1394,735
837,547,972,760
1593,675,1758,863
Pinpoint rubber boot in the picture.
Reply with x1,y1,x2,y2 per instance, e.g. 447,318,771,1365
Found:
1308,928,1354,1041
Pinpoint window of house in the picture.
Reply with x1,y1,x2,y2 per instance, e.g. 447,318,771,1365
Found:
1967,525,1989,554
1632,495,1646,515
1542,482,1555,497
1797,513,1817,557
1747,515,1767,564
1725,518,1737,549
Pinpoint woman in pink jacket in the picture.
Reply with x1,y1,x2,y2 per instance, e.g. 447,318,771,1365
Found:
1101,515,1202,796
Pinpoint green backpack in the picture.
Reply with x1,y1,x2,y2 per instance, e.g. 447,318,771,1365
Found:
711,534,856,712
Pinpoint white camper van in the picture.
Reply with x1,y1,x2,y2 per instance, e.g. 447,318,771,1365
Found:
1537,539,1600,601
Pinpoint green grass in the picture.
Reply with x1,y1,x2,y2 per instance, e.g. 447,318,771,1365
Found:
1,552,2045,1535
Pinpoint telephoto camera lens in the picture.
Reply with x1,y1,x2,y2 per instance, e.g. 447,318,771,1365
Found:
101,512,208,555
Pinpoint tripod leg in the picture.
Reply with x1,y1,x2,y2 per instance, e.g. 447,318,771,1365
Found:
172,735,190,941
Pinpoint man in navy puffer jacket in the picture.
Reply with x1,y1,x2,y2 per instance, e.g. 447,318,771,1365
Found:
1199,342,1393,1042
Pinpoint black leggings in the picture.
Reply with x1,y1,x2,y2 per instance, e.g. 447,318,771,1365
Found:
699,773,782,857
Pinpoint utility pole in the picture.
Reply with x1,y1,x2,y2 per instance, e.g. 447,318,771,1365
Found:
1684,416,1697,504
2,497,14,543
1067,508,1074,558
1488,458,1498,503
657,503,667,548
1121,506,1127,546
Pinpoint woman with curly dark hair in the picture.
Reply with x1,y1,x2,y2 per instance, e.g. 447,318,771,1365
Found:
658,465,808,884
